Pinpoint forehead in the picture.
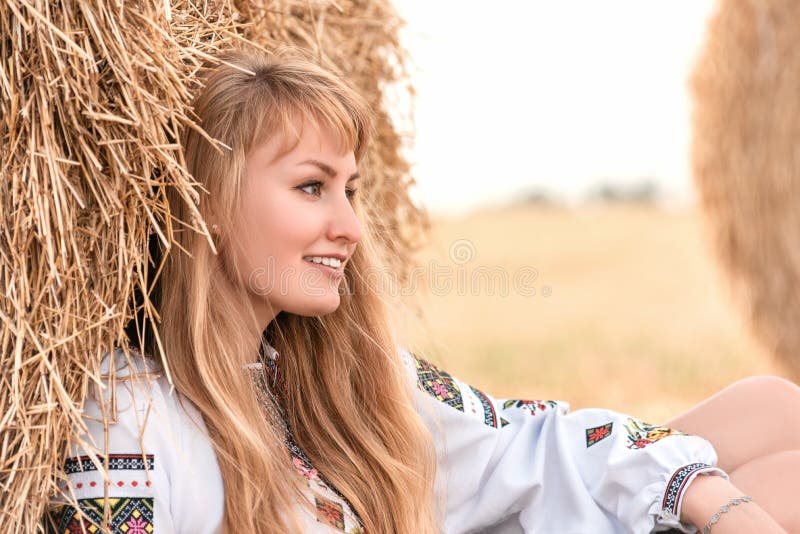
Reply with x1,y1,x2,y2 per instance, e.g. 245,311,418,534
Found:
251,110,355,160
247,117,356,170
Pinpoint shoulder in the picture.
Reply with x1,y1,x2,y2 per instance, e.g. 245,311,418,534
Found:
78,349,205,444
52,349,224,532
80,349,217,467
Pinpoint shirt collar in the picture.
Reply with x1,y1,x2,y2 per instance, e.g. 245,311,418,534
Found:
263,342,279,361
244,340,279,372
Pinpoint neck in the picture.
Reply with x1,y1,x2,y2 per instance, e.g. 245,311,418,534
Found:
251,294,280,333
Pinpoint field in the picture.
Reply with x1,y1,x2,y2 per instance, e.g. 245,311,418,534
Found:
399,203,787,424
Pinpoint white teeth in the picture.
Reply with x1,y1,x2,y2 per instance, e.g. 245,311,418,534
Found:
304,256,342,268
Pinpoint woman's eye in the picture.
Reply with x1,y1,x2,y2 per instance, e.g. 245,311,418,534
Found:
297,181,358,201
298,181,322,196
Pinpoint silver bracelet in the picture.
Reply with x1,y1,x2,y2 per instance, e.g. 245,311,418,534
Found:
702,495,753,533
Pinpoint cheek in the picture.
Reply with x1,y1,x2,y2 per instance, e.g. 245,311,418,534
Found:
236,193,313,267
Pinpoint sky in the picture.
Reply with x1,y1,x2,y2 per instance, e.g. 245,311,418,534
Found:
391,0,718,214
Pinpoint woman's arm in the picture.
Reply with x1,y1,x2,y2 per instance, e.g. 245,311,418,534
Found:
681,474,786,533
401,348,729,533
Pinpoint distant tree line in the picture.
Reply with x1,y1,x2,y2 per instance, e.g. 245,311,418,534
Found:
514,178,662,206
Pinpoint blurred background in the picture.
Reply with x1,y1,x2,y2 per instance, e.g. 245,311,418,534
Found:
392,0,785,423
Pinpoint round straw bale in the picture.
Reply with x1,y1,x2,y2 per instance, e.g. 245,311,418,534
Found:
691,0,800,379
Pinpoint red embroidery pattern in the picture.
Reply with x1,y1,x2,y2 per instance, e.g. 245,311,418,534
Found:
585,422,614,447
61,479,151,491
315,497,346,530
502,399,558,416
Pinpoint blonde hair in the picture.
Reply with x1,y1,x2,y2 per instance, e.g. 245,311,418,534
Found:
150,48,438,533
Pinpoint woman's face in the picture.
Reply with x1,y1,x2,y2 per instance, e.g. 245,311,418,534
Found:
229,119,362,327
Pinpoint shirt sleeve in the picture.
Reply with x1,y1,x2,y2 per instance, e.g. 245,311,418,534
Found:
400,348,728,534
47,350,224,534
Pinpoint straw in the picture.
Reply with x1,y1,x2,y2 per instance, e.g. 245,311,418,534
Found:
691,0,800,379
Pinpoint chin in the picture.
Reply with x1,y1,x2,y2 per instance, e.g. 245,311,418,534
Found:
290,295,342,317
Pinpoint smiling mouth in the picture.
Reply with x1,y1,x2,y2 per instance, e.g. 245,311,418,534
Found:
302,256,344,269
302,257,346,279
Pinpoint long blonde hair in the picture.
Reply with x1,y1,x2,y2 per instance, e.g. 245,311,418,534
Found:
149,48,437,533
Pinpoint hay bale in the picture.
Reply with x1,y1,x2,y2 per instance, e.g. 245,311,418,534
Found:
691,0,800,378
0,1,425,531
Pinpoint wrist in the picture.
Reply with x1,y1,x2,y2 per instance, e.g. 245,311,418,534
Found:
680,475,786,533
680,474,742,529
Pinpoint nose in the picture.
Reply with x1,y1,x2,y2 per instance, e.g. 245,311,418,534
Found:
326,193,362,246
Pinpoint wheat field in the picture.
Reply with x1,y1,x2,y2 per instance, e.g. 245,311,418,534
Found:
400,203,787,424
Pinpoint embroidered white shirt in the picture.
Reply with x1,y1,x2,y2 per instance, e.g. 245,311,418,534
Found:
50,346,727,534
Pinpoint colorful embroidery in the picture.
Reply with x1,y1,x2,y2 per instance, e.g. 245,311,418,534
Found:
52,497,154,534
292,455,319,481
315,497,346,530
585,422,614,447
414,357,464,412
502,399,558,416
662,463,713,515
469,386,499,428
64,454,154,474
624,418,686,449
252,355,365,532
285,425,355,506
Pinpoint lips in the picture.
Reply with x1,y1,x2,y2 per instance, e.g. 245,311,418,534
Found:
303,257,345,279
303,253,348,261
303,256,344,268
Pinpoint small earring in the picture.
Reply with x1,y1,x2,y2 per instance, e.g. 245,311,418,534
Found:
211,223,220,232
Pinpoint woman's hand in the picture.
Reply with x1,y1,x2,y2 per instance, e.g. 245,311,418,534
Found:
681,474,787,533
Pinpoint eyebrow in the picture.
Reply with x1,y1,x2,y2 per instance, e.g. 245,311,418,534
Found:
299,159,360,181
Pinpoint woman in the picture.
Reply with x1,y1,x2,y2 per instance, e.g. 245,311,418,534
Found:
49,48,797,534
